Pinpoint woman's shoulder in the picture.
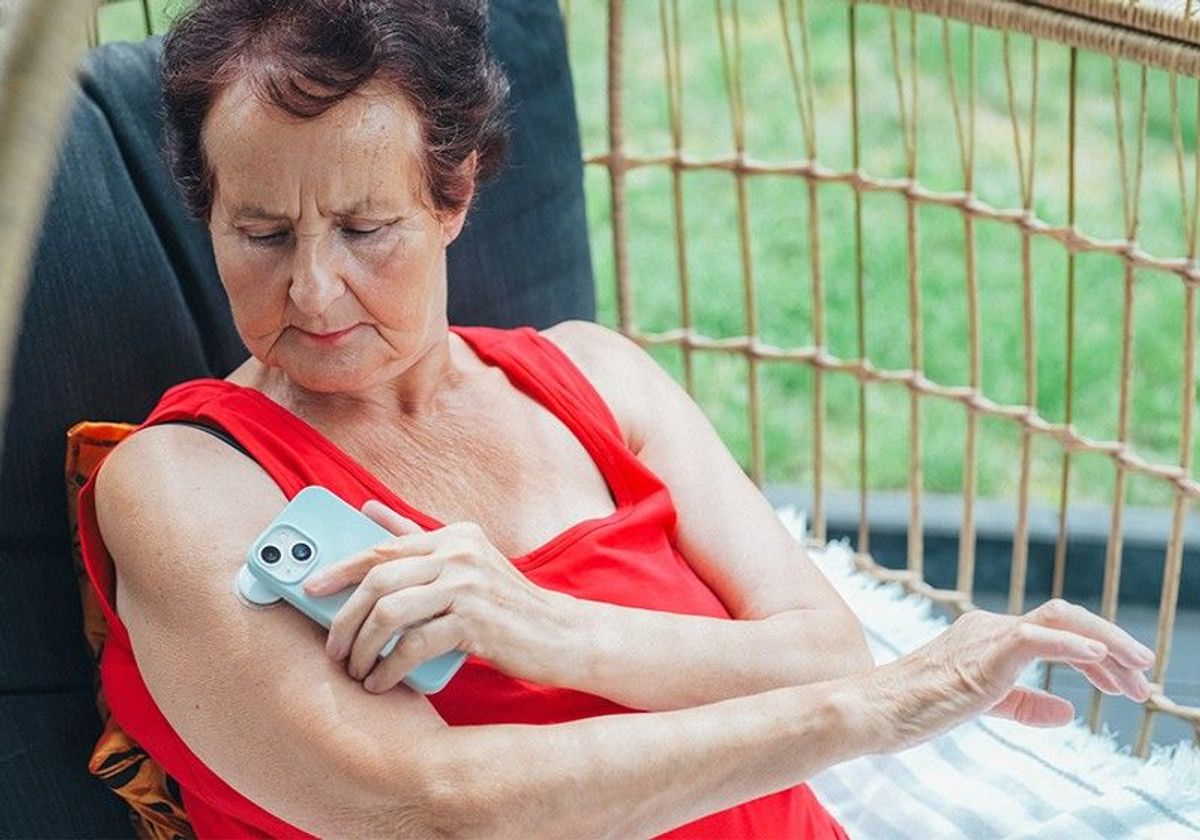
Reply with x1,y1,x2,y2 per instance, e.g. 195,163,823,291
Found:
538,320,657,448
94,417,282,547
538,319,646,374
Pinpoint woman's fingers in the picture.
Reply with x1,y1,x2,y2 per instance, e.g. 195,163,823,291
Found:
1007,620,1109,671
988,687,1075,727
1077,660,1124,696
346,582,452,681
1059,655,1150,701
1011,622,1153,702
361,499,425,537
304,533,437,595
1030,599,1154,670
1094,655,1152,702
1023,600,1153,702
990,665,1149,728
324,557,441,660
362,613,467,694
305,499,433,596
1005,613,1151,707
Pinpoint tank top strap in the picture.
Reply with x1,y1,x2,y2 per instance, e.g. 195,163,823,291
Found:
452,325,627,445
136,379,315,499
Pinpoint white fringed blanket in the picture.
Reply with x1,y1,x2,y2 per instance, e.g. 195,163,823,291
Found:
778,509,1200,839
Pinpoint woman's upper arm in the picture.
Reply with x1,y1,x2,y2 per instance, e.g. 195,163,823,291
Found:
543,320,854,623
93,426,453,837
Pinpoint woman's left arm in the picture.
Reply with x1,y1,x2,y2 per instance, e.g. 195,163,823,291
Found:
542,320,873,711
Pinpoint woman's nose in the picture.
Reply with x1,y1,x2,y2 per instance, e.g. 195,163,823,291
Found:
288,236,345,316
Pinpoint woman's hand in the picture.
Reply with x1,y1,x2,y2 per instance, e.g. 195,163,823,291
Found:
302,499,574,693
861,599,1155,754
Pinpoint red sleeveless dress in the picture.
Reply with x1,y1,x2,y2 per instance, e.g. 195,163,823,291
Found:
78,324,848,838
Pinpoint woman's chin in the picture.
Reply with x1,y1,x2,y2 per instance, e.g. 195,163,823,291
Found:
281,355,374,394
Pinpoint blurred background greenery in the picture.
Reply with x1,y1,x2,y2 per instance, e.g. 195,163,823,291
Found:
94,0,1197,510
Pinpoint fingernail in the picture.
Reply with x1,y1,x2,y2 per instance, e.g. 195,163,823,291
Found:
1137,644,1155,664
1087,641,1107,658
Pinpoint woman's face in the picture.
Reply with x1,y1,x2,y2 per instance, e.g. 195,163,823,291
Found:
203,77,469,395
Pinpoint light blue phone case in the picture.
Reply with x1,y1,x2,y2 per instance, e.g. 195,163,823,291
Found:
238,484,467,694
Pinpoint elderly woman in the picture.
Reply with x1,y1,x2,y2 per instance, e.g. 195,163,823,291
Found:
77,0,1154,837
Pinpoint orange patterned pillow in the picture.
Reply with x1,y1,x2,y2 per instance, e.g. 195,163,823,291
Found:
66,421,195,840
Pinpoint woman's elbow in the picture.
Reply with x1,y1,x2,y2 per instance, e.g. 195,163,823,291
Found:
417,733,507,839
792,607,874,679
770,607,874,681
837,612,875,677
335,747,484,838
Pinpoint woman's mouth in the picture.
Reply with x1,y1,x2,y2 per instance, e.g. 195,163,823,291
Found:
299,324,360,345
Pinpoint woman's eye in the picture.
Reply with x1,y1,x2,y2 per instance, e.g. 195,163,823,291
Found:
341,226,383,238
246,231,288,245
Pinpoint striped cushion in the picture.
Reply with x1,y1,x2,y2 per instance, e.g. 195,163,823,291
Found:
786,520,1200,840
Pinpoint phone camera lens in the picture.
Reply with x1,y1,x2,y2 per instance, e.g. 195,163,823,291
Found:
291,542,313,562
260,545,281,565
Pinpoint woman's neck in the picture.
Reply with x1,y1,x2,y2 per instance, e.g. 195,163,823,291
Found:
229,328,491,431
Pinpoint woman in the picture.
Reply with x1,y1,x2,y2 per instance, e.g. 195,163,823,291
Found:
77,0,1155,837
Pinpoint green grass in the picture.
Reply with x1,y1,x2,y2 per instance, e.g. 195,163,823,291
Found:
96,0,1197,508
564,1,1197,509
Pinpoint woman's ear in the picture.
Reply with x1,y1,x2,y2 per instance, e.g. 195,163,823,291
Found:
440,151,479,246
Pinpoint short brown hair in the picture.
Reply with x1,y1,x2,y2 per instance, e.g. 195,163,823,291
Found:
161,0,510,219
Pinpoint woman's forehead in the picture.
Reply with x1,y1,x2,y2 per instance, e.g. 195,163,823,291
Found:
203,77,425,214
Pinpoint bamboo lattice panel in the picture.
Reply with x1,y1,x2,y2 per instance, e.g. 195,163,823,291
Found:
575,0,1200,755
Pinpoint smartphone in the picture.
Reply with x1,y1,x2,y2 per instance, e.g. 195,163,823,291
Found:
236,484,466,694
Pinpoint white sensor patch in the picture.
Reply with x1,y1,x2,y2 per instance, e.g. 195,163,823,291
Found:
235,564,282,608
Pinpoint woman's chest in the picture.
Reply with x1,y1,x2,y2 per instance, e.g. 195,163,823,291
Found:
330,400,620,559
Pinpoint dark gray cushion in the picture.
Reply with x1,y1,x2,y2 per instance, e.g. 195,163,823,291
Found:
0,0,591,833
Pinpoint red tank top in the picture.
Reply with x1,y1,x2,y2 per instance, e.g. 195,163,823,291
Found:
78,324,848,838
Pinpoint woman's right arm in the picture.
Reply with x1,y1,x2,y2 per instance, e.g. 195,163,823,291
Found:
95,425,1150,839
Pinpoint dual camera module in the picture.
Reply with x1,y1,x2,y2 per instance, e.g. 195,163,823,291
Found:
254,524,318,586
260,542,313,565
